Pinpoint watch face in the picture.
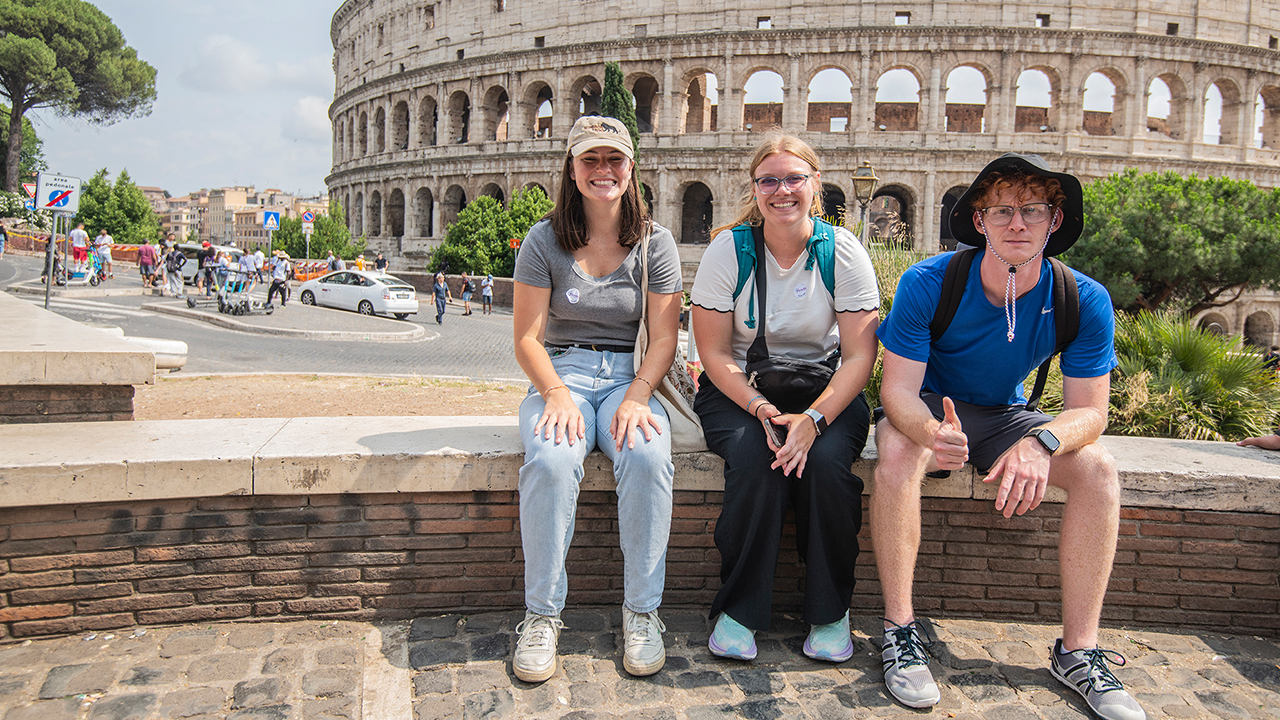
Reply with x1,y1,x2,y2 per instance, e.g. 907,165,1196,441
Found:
1035,429,1060,453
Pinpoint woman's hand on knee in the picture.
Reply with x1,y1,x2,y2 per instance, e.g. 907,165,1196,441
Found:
611,398,662,451
535,388,585,445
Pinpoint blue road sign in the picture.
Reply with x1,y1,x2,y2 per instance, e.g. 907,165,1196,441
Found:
263,211,280,231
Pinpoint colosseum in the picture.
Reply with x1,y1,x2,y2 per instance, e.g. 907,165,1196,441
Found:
327,0,1280,338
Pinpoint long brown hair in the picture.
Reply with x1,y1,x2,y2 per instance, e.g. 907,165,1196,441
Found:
548,153,650,251
711,132,825,237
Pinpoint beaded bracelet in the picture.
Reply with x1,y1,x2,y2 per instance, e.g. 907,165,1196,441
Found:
633,376,654,392
542,385,569,398
745,394,766,412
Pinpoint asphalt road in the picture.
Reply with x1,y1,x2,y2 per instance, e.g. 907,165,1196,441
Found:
1,254,526,381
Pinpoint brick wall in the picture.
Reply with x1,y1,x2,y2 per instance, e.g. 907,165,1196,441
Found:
0,490,1275,640
0,385,135,424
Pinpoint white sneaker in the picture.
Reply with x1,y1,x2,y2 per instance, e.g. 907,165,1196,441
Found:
513,610,563,683
881,620,940,708
622,607,666,676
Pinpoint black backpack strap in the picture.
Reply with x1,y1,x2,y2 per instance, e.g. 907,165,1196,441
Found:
1026,258,1080,411
929,248,979,343
746,225,770,364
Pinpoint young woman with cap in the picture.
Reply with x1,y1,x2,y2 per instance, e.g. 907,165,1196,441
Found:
510,115,682,683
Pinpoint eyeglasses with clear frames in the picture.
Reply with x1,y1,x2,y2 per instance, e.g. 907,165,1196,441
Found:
980,203,1054,226
752,174,812,194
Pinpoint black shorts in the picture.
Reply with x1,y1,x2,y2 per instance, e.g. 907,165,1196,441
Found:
876,393,1052,472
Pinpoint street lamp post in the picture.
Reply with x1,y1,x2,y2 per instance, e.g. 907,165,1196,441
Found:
851,161,879,243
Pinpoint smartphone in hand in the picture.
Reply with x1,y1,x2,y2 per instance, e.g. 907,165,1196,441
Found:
764,419,788,448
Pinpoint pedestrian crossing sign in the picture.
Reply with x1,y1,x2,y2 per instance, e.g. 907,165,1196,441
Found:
263,212,280,231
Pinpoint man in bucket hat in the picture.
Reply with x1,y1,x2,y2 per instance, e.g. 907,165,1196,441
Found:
873,154,1143,720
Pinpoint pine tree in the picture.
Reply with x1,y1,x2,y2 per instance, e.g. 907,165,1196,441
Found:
600,61,640,160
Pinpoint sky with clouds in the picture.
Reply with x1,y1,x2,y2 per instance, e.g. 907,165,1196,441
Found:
34,0,337,198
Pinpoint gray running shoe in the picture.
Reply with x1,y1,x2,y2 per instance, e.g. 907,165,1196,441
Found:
1049,639,1147,720
513,611,564,683
881,619,940,708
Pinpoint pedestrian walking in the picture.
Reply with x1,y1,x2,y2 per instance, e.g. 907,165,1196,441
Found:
327,251,339,273
94,229,114,279
375,252,387,271
137,240,158,288
163,244,187,298
460,271,475,315
432,272,451,324
254,247,266,283
268,251,291,307
481,273,494,314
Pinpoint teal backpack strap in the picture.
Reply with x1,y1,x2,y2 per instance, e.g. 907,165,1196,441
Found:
805,218,837,297
730,224,758,329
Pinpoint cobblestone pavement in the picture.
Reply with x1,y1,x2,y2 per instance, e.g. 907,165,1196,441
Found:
2,610,1278,719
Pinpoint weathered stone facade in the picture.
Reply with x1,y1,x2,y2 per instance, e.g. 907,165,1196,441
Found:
327,0,1280,265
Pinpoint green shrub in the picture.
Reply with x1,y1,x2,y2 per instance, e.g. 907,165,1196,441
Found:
862,243,931,410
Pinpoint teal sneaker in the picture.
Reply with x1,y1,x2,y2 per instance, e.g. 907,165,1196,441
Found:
708,612,757,660
803,610,853,662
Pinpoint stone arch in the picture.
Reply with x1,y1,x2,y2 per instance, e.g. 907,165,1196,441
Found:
368,190,383,237
1198,311,1229,336
572,75,602,117
446,90,471,144
359,110,369,155
1015,67,1059,132
483,84,510,141
335,120,345,161
347,113,355,159
742,68,785,132
414,187,434,237
945,65,990,133
681,70,718,133
523,182,549,199
343,193,350,228
419,96,438,146
640,182,654,213
629,74,659,133
480,183,505,206
391,101,409,150
1148,72,1188,140
353,191,364,236
680,182,713,244
938,185,969,250
1205,77,1243,145
875,67,921,131
1083,69,1126,137
807,67,853,133
1258,86,1280,149
442,185,467,231
871,184,916,249
523,81,554,138
821,183,847,226
1244,311,1274,348
373,106,386,152
387,188,405,236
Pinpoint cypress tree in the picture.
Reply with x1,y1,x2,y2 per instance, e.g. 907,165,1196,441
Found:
600,61,641,160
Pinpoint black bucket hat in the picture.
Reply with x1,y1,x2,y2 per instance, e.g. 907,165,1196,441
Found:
949,152,1083,257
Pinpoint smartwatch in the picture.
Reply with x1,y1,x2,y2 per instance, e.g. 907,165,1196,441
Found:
1025,427,1060,455
803,408,828,435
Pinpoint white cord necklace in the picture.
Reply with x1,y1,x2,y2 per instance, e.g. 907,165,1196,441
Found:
978,216,1052,343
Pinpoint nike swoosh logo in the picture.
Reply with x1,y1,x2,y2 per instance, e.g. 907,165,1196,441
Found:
1041,307,1052,314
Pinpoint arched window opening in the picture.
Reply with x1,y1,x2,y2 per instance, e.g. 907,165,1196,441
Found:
680,183,713,244
392,101,409,150
373,107,386,152
387,189,405,237
1083,72,1118,136
577,78,602,117
353,192,364,236
945,66,987,133
1258,87,1280,149
640,183,654,213
1245,312,1274,348
447,91,471,144
1204,80,1241,145
415,187,434,237
442,185,467,232
1198,312,1229,336
869,187,915,249
419,96,438,146
480,183,505,206
485,87,510,141
683,73,719,133
1015,69,1054,132
807,68,853,132
875,69,920,131
821,183,846,226
531,84,554,138
1147,75,1185,139
743,70,784,132
368,190,383,237
632,76,659,133
359,111,369,155
938,186,968,251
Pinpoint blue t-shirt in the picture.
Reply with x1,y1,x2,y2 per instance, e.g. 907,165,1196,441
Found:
877,251,1118,407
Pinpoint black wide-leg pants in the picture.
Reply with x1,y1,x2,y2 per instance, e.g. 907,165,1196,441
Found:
694,374,869,631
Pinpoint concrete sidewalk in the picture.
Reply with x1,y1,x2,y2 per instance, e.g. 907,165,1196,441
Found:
1,610,1277,719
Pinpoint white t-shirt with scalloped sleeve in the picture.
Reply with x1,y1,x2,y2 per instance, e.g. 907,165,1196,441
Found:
690,224,879,368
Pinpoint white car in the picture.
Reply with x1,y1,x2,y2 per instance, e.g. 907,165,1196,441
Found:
297,269,419,320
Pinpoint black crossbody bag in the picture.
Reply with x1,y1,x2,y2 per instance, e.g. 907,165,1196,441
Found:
742,225,839,414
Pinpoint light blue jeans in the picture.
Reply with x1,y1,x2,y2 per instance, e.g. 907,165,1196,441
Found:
519,347,674,617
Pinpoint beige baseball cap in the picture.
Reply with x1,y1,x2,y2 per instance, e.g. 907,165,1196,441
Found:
567,115,633,159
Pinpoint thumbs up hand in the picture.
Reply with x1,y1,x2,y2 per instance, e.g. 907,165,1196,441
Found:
933,397,969,470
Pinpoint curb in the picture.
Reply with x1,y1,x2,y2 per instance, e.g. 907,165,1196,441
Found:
7,279,164,299
141,302,429,342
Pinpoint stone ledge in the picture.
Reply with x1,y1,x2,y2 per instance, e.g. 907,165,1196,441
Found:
2,415,1278,513
0,291,154,386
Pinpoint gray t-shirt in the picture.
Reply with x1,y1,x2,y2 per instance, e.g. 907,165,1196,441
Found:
514,218,682,347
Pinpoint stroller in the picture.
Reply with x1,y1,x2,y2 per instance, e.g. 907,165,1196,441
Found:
217,267,273,316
